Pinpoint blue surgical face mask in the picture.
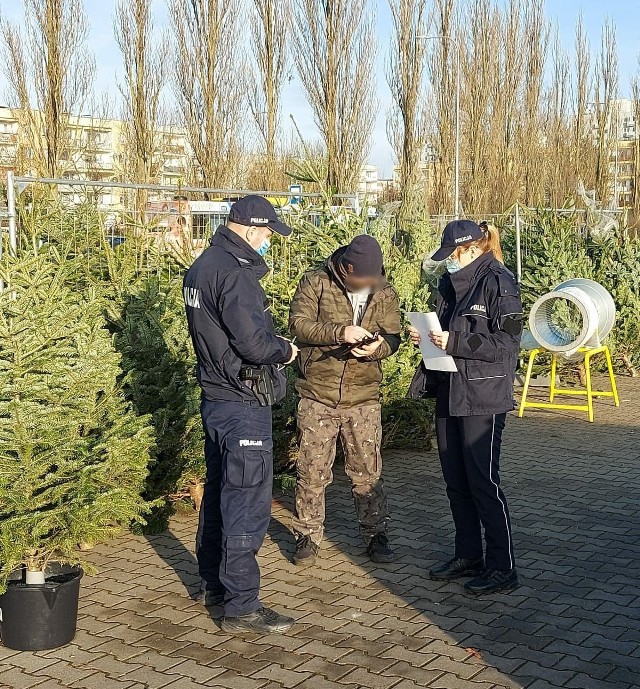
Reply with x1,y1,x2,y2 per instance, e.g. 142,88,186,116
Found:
445,256,463,273
256,238,271,256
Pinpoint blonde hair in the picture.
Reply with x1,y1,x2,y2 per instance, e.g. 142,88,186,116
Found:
453,221,504,264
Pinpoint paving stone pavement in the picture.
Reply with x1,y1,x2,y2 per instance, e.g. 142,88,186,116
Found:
1,377,639,689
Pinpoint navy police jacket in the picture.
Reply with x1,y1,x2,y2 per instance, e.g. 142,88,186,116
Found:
183,225,291,404
409,251,523,416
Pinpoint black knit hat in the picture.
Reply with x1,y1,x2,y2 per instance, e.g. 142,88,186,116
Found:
341,235,383,277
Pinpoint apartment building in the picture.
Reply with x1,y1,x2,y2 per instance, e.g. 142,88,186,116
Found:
585,98,640,209
0,106,19,175
2,105,392,213
0,106,191,202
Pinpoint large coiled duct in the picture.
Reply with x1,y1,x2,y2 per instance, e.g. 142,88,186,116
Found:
527,279,616,354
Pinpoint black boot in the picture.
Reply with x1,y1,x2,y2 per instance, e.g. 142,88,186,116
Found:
292,535,319,566
221,607,295,634
429,557,484,581
464,568,520,595
367,533,395,563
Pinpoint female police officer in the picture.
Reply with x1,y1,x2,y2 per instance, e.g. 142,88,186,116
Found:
409,220,523,595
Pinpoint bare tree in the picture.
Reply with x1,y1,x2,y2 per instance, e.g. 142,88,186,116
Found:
544,28,573,207
386,0,429,225
114,0,166,188
0,0,95,177
632,64,640,221
425,0,456,214
1,0,95,177
459,0,500,213
292,0,376,193
593,19,618,206
421,0,610,215
573,15,592,184
169,0,244,188
514,0,548,207
249,0,289,189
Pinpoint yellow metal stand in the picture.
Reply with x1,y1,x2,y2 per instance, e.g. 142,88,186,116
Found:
518,346,620,422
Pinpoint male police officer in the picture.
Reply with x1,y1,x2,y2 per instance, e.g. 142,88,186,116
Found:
184,195,299,634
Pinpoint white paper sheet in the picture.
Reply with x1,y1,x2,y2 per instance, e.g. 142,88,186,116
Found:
407,312,458,372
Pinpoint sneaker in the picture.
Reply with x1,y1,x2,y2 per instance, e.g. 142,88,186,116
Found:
221,607,295,635
367,533,395,563
429,557,484,581
196,587,224,607
292,535,319,566
464,568,520,595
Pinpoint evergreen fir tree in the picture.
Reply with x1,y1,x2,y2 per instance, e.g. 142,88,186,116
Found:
0,251,154,589
112,277,203,531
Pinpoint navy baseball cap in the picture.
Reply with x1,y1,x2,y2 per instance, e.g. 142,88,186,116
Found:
431,219,485,261
228,195,292,236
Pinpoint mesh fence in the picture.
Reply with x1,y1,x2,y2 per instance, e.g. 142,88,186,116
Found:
3,177,367,287
2,175,628,286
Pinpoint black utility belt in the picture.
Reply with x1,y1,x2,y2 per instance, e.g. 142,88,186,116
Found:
239,366,276,407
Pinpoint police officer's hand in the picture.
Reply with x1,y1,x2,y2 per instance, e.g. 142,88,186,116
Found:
408,326,421,346
344,325,373,344
352,336,384,358
429,330,449,350
285,341,300,364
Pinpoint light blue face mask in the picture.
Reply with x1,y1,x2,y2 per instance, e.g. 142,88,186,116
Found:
445,256,463,273
256,238,271,257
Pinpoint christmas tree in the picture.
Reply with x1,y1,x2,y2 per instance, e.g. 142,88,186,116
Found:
0,250,154,589
112,277,204,531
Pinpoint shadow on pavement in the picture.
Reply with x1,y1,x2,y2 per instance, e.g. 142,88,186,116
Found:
265,379,640,689
145,378,640,689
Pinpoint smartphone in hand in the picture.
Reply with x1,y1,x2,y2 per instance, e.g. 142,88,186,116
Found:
351,331,380,348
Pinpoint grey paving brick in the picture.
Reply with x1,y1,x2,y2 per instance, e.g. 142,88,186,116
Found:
210,669,270,689
294,657,356,681
163,658,225,683
0,666,51,689
425,655,482,680
1,375,639,689
428,673,495,689
296,678,349,689
39,661,96,685
516,660,584,686
564,674,633,689
250,665,315,688
338,667,402,689
118,666,175,689
382,661,444,685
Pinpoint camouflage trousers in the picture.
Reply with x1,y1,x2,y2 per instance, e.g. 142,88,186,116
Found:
292,397,389,545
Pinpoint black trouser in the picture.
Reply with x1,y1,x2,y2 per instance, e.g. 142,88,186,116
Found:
435,412,515,571
197,397,273,617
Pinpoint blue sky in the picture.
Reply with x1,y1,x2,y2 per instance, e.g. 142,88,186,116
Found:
1,0,639,175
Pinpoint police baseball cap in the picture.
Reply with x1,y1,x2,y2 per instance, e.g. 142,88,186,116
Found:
431,219,485,261
228,195,292,236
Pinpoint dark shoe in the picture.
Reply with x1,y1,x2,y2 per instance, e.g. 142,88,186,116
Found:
367,533,395,563
464,568,520,595
196,587,224,607
429,557,484,581
293,535,318,566
221,607,295,635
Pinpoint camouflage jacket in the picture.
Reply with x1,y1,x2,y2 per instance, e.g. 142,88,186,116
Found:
289,247,402,409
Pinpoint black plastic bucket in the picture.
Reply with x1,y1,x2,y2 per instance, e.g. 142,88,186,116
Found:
0,566,83,651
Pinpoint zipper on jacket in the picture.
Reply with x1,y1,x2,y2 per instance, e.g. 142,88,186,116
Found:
468,374,507,381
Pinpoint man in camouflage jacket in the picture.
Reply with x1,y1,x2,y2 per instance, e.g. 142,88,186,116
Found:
288,235,402,565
